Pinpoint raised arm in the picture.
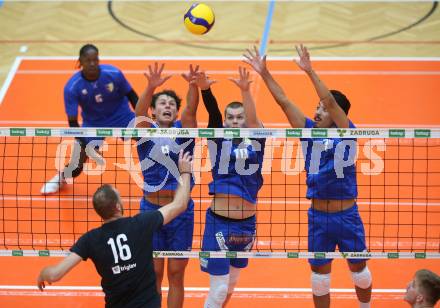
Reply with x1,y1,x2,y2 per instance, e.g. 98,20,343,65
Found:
295,44,349,128
243,46,306,128
229,67,262,128
37,252,82,291
193,71,222,128
158,151,192,225
180,64,200,128
135,62,172,128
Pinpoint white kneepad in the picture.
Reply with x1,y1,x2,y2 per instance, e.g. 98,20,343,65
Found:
205,275,229,308
351,266,372,289
311,272,331,297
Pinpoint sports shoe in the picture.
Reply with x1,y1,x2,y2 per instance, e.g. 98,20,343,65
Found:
40,173,66,195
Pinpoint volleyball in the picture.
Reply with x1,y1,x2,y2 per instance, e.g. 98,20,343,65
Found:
184,3,215,35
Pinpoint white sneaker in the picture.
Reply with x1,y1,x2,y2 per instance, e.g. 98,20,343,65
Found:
40,173,66,195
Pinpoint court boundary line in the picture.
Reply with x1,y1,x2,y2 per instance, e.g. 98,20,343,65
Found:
0,56,21,105
259,0,275,56
0,285,406,293
14,69,440,76
15,56,440,61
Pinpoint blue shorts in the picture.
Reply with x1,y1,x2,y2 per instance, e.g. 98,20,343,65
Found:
200,208,256,275
308,204,367,266
140,197,194,252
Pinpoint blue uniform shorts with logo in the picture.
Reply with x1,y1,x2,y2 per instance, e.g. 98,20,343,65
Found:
308,204,367,266
140,198,194,252
200,208,256,275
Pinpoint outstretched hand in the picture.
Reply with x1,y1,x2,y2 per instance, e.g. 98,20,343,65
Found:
294,44,312,73
178,150,193,175
229,66,253,91
192,71,217,90
181,64,200,83
243,45,267,75
37,271,51,291
144,62,172,89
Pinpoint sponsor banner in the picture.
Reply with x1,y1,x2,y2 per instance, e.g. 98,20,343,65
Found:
336,129,347,137
387,252,399,259
198,129,215,138
10,128,26,136
2,249,439,259
389,129,405,138
287,252,299,258
415,252,426,259
7,127,439,138
250,129,274,138
414,129,431,138
12,250,23,256
61,129,85,136
349,129,380,137
341,252,372,259
153,251,185,257
224,129,240,138
35,128,51,136
286,129,302,138
311,129,328,138
122,129,138,137
38,250,50,257
226,251,238,258
199,251,211,258
252,252,272,258
314,252,326,259
157,128,191,137
96,129,113,137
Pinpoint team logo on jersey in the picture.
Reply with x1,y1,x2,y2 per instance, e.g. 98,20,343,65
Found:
243,138,252,146
81,89,88,95
323,139,332,151
106,82,114,93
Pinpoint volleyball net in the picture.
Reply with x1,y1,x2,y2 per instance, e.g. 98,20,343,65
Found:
0,127,439,259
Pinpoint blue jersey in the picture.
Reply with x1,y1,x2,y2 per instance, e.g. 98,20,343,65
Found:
208,135,266,204
300,118,357,200
64,64,134,127
137,120,195,193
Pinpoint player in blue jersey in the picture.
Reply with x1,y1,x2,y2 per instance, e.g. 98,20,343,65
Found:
244,45,372,308
40,44,138,194
192,67,265,308
135,62,199,308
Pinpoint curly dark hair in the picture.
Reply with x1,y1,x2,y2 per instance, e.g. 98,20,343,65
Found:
151,89,182,110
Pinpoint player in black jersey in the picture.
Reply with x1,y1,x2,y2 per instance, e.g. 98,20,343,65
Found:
37,150,192,308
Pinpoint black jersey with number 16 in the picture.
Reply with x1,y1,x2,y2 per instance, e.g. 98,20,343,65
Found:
71,210,164,307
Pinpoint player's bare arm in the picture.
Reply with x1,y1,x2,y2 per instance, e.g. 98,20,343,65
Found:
229,66,262,128
295,44,349,128
135,62,172,128
243,45,305,128
181,64,200,128
37,252,82,291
